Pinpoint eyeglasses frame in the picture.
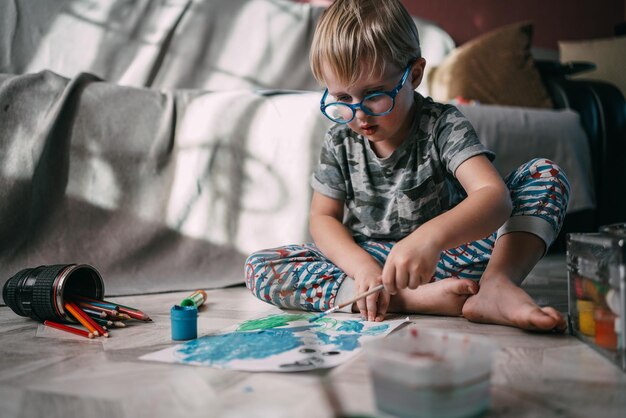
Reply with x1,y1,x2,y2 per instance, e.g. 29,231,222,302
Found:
319,61,415,124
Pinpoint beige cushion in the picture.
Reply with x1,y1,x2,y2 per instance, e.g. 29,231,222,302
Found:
428,22,553,108
559,36,626,98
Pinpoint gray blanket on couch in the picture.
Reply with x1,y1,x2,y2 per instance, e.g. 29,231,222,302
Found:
0,71,333,301
0,71,238,299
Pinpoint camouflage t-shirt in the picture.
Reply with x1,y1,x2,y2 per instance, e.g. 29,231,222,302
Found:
310,94,495,242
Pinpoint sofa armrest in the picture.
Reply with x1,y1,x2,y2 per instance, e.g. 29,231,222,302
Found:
536,60,626,229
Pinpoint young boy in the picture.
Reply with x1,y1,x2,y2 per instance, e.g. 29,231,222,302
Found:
245,0,570,331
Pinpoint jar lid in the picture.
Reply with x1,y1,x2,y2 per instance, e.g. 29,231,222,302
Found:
170,304,198,319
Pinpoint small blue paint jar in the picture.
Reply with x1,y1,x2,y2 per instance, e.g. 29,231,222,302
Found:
170,305,198,340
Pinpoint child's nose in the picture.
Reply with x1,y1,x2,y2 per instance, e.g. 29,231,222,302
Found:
355,108,368,120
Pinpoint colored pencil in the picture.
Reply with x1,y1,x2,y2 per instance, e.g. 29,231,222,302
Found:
75,301,119,317
67,302,109,338
80,300,114,309
64,302,99,336
81,307,107,318
102,301,150,321
92,317,113,327
71,295,117,308
117,307,151,321
72,295,142,314
73,298,119,311
44,320,94,339
309,284,385,322
90,318,125,328
72,295,151,321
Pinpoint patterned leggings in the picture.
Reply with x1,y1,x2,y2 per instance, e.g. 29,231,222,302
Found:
245,158,570,312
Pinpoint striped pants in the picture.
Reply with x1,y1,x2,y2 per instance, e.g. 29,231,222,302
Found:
245,158,570,312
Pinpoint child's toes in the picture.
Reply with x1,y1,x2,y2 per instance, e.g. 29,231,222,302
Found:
529,306,564,331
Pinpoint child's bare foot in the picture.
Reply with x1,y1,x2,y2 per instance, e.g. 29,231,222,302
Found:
390,278,479,316
462,275,567,332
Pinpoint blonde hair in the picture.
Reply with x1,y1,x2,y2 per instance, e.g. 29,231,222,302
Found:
310,0,421,87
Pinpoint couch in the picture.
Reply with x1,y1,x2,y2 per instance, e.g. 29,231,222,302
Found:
1,0,624,299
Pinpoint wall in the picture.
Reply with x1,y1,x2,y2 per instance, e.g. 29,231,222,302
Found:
401,0,624,49
299,0,625,50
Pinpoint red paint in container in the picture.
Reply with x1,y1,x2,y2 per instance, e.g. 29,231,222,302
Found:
594,308,618,350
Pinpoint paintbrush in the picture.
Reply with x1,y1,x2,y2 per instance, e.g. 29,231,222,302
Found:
309,284,385,322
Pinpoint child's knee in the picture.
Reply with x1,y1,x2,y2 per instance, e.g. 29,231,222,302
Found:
501,158,571,242
526,158,569,187
508,158,571,202
531,159,570,207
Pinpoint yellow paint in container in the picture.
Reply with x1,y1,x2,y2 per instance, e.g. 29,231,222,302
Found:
577,299,596,336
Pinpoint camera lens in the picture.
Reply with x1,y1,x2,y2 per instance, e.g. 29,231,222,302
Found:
3,264,104,322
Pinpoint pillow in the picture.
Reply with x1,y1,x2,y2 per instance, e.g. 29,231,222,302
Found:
559,36,626,98
428,22,553,108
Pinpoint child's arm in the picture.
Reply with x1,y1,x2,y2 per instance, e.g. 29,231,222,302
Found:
382,154,512,294
309,191,389,321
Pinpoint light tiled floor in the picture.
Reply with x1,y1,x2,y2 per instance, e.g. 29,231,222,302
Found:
1,254,625,418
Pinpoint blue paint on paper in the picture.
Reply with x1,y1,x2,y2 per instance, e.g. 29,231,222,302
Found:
330,334,360,351
173,315,393,367
363,324,389,335
337,320,364,333
176,329,301,364
286,325,317,333
314,331,360,351
314,331,332,345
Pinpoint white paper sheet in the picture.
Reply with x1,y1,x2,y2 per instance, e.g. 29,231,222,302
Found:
140,313,408,372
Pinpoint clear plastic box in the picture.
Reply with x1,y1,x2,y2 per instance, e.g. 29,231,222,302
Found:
567,224,626,371
363,325,499,418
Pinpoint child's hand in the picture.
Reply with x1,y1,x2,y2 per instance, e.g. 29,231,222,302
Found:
353,269,389,322
382,235,441,295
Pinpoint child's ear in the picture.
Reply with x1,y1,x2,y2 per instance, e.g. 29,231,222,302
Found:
410,58,427,89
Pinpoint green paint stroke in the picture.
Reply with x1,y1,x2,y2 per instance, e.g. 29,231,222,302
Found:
238,313,311,331
313,317,338,329
237,312,360,332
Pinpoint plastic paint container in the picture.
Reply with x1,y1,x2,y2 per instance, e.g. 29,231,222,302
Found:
364,326,499,418
170,305,198,341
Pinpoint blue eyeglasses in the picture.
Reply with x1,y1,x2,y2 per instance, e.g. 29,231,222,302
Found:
320,62,414,124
